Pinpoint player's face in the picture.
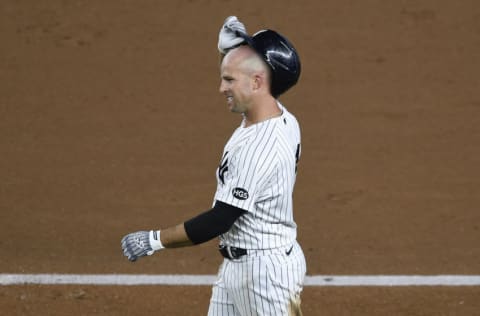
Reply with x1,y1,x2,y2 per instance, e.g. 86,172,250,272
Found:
219,55,255,114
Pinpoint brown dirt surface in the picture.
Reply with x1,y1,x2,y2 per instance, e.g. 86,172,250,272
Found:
1,0,479,315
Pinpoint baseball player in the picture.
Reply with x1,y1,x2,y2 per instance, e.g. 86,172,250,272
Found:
121,16,306,315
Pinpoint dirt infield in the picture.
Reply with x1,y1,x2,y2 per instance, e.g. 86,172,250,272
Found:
2,285,480,316
1,0,479,315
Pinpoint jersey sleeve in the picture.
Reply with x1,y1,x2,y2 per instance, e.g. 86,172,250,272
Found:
214,136,278,213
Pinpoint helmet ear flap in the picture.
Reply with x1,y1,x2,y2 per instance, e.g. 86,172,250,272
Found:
237,30,301,97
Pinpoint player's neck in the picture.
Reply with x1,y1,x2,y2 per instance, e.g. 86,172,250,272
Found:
243,97,281,128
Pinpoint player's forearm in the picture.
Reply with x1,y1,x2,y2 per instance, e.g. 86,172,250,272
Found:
160,223,194,248
161,202,246,248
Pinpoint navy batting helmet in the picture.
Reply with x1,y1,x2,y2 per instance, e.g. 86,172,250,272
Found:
237,29,301,97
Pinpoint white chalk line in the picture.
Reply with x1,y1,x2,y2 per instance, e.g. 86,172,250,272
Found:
1,274,480,286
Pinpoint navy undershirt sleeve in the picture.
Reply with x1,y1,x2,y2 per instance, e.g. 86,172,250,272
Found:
183,201,246,245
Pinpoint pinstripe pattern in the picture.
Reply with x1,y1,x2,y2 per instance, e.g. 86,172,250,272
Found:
208,242,306,316
209,103,306,315
214,103,301,250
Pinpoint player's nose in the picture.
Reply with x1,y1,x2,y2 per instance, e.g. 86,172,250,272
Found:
219,80,229,94
219,82,225,94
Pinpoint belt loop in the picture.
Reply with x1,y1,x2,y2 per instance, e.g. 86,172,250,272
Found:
226,246,234,260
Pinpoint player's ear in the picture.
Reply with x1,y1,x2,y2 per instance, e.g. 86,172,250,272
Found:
252,73,265,91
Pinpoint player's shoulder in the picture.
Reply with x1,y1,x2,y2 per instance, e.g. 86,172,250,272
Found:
275,103,301,139
279,103,300,128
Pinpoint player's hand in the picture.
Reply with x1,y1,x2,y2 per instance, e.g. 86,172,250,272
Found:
121,230,164,262
218,16,247,54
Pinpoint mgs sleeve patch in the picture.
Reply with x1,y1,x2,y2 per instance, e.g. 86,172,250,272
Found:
232,187,249,200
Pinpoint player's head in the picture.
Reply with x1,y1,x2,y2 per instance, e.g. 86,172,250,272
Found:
219,45,271,114
236,29,301,98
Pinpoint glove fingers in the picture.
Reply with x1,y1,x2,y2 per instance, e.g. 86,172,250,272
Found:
127,235,145,257
226,23,246,34
227,21,244,30
122,236,138,261
223,16,246,33
121,231,152,262
121,236,131,257
218,16,247,54
224,16,238,24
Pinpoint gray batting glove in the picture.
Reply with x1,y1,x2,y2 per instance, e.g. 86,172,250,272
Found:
121,230,164,262
218,16,247,54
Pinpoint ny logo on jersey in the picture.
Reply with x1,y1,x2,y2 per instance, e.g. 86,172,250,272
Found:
218,151,229,185
295,143,301,173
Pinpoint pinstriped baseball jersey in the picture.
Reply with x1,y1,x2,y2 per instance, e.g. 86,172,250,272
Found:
214,102,301,250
